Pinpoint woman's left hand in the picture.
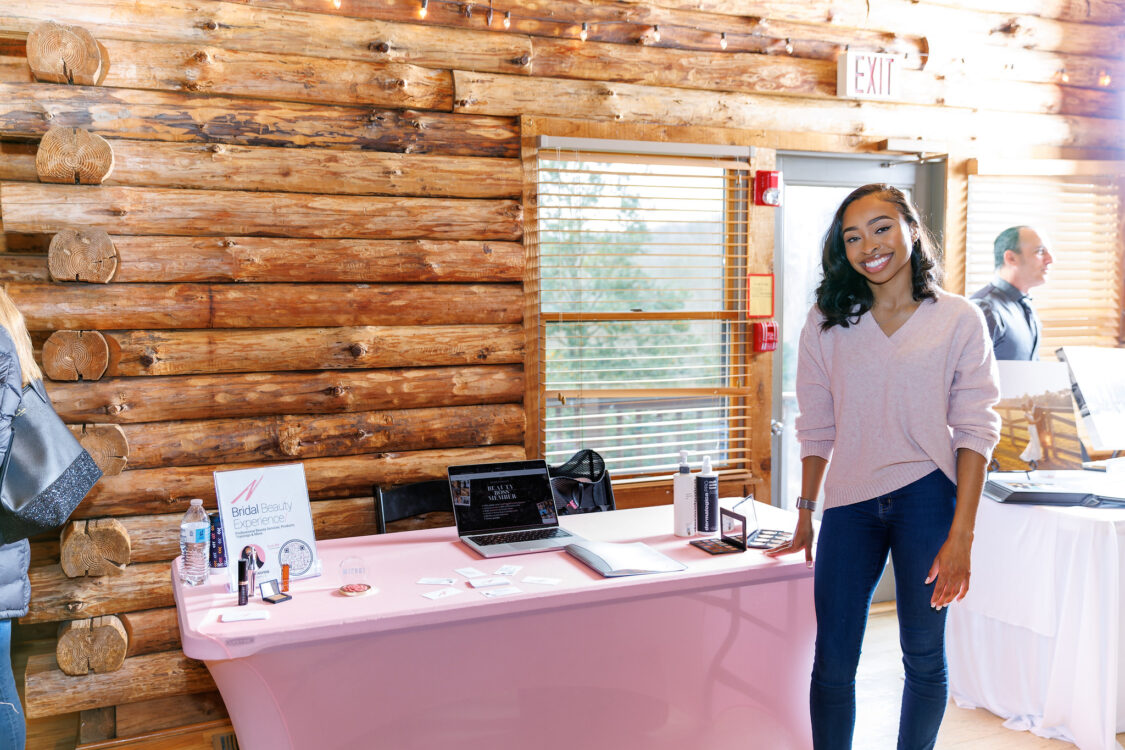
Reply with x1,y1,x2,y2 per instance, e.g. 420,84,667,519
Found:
924,533,972,609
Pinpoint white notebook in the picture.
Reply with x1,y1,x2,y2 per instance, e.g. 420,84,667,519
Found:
565,540,686,577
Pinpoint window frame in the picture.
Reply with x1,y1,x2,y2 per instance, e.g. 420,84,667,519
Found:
529,136,755,482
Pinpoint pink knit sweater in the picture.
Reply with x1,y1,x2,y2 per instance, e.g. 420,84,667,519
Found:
795,289,1001,510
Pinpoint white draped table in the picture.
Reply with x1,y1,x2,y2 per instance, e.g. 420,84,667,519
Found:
947,497,1125,750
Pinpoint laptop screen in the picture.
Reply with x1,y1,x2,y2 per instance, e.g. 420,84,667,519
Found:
448,460,559,535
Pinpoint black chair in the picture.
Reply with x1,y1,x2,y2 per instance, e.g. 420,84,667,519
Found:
372,479,453,534
549,449,616,515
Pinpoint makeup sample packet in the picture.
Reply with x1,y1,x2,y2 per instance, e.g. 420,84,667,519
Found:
494,564,523,576
522,576,561,586
468,576,513,588
417,577,457,585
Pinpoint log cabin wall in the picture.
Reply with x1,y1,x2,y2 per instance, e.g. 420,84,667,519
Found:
0,0,1122,746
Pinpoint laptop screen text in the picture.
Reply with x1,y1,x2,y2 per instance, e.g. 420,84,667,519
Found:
449,465,558,535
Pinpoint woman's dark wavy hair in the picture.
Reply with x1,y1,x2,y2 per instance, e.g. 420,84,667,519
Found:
816,183,942,330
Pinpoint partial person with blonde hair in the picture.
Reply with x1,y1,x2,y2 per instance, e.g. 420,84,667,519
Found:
0,284,45,750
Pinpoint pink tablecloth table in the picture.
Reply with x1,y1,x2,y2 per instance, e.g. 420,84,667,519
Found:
173,503,815,750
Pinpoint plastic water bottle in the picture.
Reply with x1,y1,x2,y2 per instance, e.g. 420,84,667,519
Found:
179,499,210,586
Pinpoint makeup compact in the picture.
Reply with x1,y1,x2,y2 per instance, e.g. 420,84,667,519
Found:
690,508,748,555
260,579,292,604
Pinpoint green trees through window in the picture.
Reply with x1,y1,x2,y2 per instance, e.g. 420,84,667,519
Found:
537,155,748,476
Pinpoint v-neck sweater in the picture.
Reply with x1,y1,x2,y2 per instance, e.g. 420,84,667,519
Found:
795,289,1001,509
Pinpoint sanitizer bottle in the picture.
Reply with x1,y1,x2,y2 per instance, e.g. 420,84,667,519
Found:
673,451,696,537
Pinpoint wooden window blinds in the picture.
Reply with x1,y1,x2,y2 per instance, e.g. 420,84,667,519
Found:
965,173,1123,354
532,142,753,477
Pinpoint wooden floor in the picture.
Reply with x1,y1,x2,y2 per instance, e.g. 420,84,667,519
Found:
858,605,1125,749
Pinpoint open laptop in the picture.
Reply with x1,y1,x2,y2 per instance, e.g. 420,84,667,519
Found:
448,460,582,558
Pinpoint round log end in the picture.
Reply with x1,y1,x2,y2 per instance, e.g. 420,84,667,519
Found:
26,21,102,86
71,424,129,477
56,615,127,675
55,618,92,675
36,128,115,185
60,518,130,577
48,228,118,282
42,330,109,381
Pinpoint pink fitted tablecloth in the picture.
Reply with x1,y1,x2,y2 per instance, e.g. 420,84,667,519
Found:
174,503,816,750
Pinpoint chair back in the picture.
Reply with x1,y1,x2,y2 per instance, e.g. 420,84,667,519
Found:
373,479,452,534
549,450,615,515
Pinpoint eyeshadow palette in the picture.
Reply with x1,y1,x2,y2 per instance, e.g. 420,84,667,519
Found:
259,579,292,604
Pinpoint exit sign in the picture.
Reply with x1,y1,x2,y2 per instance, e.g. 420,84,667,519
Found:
837,50,903,100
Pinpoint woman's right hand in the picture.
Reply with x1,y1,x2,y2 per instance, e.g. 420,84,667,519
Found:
764,511,814,567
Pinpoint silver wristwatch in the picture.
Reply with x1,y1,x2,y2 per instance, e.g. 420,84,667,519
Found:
796,496,818,511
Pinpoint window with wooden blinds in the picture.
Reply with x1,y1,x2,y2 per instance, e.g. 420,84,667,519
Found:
965,175,1123,353
532,140,752,477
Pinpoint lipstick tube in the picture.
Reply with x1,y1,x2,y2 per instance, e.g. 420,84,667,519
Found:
238,560,249,606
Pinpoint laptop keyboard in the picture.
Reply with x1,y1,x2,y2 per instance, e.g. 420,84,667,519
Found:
471,528,571,546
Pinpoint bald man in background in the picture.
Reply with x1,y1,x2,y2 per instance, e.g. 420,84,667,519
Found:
970,226,1053,361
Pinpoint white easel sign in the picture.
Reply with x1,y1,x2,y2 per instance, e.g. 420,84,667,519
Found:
214,463,321,593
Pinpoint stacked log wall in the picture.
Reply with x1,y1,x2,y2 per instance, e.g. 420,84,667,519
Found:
0,0,1122,746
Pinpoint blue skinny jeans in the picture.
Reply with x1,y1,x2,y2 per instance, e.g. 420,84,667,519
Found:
811,469,956,750
0,619,25,750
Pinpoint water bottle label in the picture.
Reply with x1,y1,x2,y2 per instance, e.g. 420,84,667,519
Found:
188,526,207,543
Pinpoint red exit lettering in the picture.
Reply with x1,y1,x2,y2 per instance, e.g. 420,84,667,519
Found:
852,54,897,97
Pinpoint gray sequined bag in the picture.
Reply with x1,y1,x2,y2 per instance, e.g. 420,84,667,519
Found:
0,379,101,544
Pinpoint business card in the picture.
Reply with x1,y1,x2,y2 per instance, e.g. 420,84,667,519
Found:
417,577,457,586
480,585,523,599
455,567,486,579
494,564,523,576
422,587,463,600
220,609,269,622
522,576,561,586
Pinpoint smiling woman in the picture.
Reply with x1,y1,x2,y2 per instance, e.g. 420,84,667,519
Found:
816,184,942,332
842,197,915,283
766,183,1002,750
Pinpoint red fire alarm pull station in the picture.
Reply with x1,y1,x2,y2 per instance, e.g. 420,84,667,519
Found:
752,321,778,352
754,171,781,206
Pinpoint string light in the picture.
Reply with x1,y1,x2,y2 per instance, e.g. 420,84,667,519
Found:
332,0,340,7
1098,70,1112,87
1057,69,1070,84
402,2,830,60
